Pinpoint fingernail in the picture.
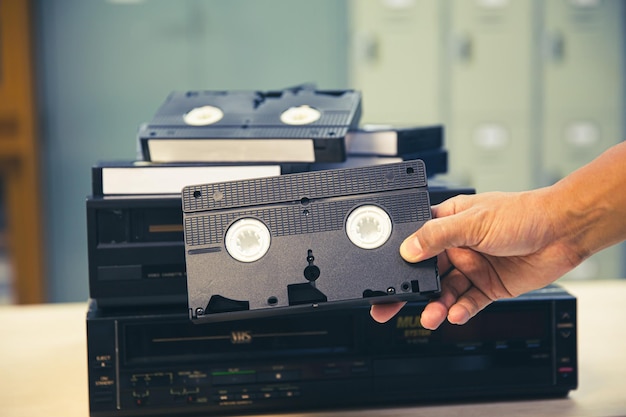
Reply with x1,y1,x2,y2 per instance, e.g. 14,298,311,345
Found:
400,236,423,262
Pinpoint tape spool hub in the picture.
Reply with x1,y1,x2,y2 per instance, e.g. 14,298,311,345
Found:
183,105,224,126
225,218,271,263
346,205,392,249
280,105,321,125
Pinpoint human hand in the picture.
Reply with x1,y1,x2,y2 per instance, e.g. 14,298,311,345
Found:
372,142,626,327
370,190,582,329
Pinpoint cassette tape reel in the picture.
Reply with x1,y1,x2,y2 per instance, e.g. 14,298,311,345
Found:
182,160,440,323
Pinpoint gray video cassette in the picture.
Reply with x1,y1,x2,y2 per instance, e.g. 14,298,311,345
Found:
182,160,440,323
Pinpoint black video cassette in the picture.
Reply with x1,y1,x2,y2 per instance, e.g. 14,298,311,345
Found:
345,124,444,156
139,86,362,164
91,160,311,196
310,149,448,178
182,160,440,323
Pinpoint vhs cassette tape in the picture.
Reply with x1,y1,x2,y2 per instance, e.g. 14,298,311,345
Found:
310,149,448,178
139,86,362,164
345,124,444,156
182,160,440,323
92,160,310,196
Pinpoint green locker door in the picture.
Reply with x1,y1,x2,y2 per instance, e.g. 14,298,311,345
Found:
348,0,445,125
446,0,542,192
542,0,625,280
542,0,624,180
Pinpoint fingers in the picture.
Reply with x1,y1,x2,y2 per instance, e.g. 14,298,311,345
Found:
370,270,496,328
420,268,471,329
447,286,493,325
400,212,475,264
419,300,449,330
420,272,496,329
420,256,496,329
369,252,452,324
378,194,490,326
370,301,406,323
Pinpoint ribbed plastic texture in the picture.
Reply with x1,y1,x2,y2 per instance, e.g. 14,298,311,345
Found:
182,160,427,213
185,190,430,247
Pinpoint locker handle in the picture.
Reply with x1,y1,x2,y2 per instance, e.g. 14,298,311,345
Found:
354,31,379,65
452,32,472,63
544,30,565,63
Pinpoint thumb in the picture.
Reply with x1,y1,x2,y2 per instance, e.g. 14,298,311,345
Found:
400,215,468,263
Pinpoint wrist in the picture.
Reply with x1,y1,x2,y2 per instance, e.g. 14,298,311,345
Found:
545,180,605,262
546,143,626,261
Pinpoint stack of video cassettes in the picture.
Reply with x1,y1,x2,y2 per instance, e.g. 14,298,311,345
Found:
87,84,450,308
314,123,447,176
92,85,447,198
85,85,466,416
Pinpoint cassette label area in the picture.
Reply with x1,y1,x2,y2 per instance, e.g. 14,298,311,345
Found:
182,160,439,323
